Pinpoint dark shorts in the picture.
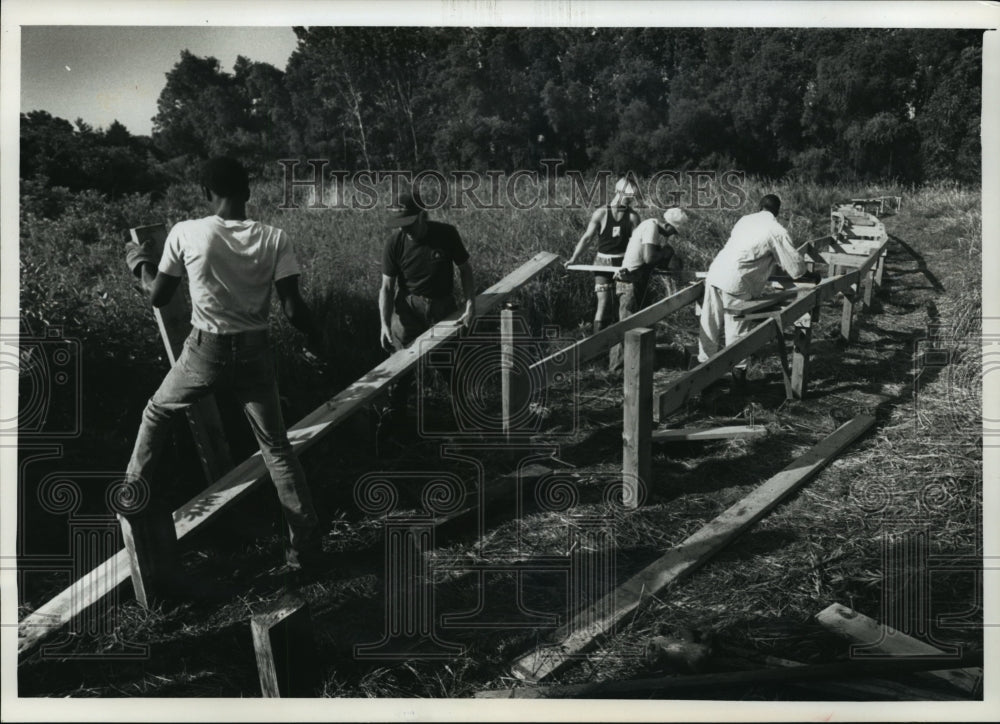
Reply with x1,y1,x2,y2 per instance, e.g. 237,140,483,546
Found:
593,254,624,290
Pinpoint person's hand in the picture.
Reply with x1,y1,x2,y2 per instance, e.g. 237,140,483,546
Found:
563,255,579,269
459,300,475,332
380,325,395,353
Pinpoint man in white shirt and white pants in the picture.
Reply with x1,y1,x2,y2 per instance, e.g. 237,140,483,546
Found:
697,194,806,380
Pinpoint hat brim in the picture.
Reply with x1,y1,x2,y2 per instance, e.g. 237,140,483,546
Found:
385,214,420,228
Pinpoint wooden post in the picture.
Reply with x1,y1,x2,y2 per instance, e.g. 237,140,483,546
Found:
130,225,234,484
791,306,819,400
251,595,319,697
861,266,876,308
500,305,528,439
118,504,179,608
840,279,858,343
874,249,887,288
622,328,653,509
771,320,794,400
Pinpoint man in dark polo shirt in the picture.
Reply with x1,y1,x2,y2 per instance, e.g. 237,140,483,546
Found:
379,189,476,428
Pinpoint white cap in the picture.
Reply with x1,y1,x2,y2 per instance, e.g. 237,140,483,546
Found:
611,177,638,206
662,208,688,234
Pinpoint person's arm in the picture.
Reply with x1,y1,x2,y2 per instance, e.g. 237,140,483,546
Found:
136,262,182,308
771,228,807,279
457,260,476,330
379,274,397,352
565,209,605,266
275,275,324,355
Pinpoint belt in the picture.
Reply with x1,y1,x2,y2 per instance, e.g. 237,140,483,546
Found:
193,328,269,346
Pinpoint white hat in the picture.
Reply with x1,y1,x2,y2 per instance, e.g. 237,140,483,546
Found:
662,208,688,233
611,177,638,206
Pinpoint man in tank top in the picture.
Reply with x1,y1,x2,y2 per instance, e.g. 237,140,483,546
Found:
564,177,641,334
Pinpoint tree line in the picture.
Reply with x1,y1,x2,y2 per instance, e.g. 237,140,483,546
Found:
20,27,983,201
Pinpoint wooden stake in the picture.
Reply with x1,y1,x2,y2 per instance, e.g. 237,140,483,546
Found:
791,307,819,400
622,328,654,509
117,504,179,608
841,281,858,343
771,320,794,400
500,306,528,439
251,595,318,697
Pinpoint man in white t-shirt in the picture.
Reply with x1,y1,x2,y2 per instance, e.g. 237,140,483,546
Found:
608,207,688,371
697,194,807,382
123,157,323,584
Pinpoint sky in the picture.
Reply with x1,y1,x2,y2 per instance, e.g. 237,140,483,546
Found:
20,26,299,136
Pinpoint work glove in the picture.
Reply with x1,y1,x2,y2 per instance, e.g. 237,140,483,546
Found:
125,240,158,278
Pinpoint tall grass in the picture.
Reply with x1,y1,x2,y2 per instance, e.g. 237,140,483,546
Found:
18,174,980,436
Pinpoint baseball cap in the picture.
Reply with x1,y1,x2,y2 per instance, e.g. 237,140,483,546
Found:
611,177,638,207
662,208,689,234
385,190,425,228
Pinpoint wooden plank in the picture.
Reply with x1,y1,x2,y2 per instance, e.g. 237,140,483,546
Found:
508,415,876,682
657,319,778,420
130,225,234,485
651,425,767,443
622,329,654,509
488,647,979,698
815,603,982,695
251,595,318,697
18,252,561,655
530,282,703,389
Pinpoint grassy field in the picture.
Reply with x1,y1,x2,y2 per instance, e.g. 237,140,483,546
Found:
17,176,982,699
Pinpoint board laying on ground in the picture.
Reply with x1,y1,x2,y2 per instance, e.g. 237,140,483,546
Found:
815,602,982,695
484,648,980,698
651,425,767,443
17,252,560,656
508,415,876,682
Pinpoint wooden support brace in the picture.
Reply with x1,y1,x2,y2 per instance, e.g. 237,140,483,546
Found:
622,328,654,509
862,265,876,308
874,248,888,287
791,307,819,400
117,504,179,608
251,595,319,697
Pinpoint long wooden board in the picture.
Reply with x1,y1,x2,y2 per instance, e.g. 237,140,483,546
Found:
509,415,876,682
815,603,982,695
529,282,703,388
483,650,982,698
18,252,560,655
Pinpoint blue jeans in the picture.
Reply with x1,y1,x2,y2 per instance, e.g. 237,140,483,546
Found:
125,328,319,565
388,294,456,414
